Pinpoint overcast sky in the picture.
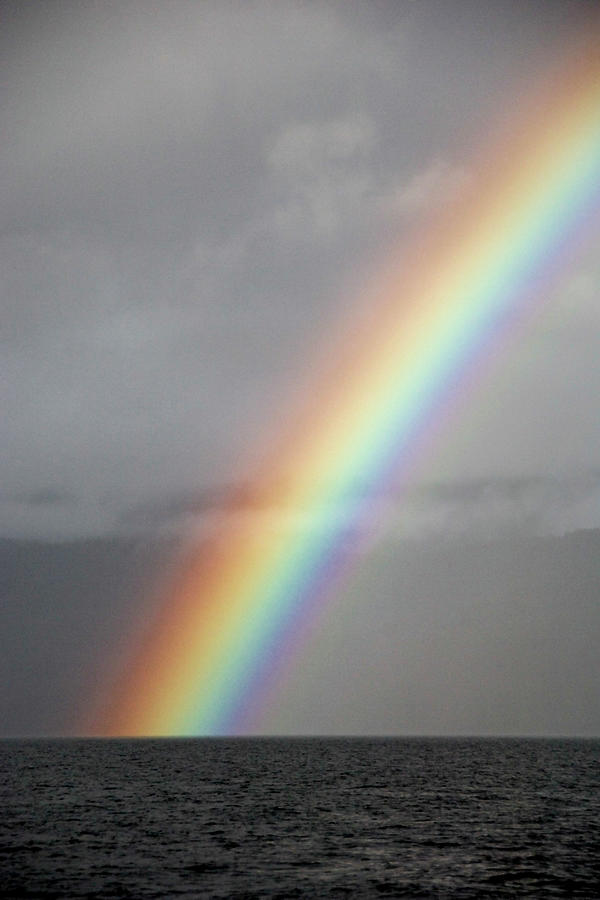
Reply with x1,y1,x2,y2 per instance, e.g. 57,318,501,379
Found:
3,0,599,541
1,1,599,737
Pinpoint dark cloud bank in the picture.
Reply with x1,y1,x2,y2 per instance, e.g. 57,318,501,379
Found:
1,529,598,737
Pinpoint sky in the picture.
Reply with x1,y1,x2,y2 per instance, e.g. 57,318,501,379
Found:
1,0,599,736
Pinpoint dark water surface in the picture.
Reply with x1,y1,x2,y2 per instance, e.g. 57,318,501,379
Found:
1,737,599,898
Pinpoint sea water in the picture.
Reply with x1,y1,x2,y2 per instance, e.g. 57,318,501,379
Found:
1,737,599,898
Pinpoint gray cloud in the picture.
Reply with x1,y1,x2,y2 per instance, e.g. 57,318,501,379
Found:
7,488,74,507
113,472,600,547
2,0,599,543
392,473,600,540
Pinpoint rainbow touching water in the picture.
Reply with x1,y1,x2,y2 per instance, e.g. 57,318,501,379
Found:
94,30,600,736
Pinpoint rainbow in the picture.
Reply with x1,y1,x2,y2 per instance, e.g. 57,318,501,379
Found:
94,30,600,736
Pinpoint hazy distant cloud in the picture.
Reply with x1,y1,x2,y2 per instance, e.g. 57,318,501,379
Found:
390,473,600,540
268,116,377,174
380,158,471,218
121,480,359,536
121,485,257,527
266,115,378,240
115,471,600,543
8,489,74,508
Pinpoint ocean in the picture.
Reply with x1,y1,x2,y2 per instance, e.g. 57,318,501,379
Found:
1,737,598,898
